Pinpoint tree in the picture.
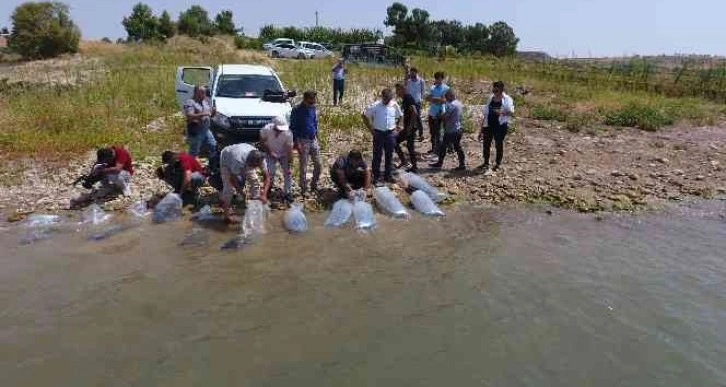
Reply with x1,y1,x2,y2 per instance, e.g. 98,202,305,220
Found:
408,8,432,49
464,23,489,53
177,5,214,37
158,10,176,38
488,21,519,57
8,2,81,59
214,10,236,35
384,2,410,46
122,3,160,42
1,26,9,35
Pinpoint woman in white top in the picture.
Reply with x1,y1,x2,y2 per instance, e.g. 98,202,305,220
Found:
479,81,515,172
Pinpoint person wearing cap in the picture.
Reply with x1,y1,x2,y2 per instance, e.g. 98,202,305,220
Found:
260,116,294,203
362,88,403,184
330,150,372,199
331,58,346,106
156,150,206,205
218,143,270,223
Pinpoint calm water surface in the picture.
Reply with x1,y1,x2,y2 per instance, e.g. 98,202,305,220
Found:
1,202,725,386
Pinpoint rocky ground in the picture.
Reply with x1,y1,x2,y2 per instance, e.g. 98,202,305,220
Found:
2,117,725,221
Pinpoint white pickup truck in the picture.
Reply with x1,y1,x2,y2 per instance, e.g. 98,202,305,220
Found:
175,64,296,144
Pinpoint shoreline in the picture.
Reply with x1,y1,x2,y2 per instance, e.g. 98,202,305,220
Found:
2,119,725,222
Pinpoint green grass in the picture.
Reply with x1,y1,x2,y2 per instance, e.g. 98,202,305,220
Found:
1,40,724,163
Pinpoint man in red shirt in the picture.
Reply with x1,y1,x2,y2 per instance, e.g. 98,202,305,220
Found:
156,150,206,204
94,145,134,196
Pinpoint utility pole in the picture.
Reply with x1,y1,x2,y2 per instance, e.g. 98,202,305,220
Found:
315,11,319,27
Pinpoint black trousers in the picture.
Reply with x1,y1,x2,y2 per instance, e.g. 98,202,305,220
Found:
438,132,465,166
414,103,423,137
428,116,442,152
482,123,509,166
395,127,417,168
333,79,345,105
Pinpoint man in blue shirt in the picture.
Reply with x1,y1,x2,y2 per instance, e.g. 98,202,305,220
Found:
290,90,322,196
331,58,346,106
426,71,449,154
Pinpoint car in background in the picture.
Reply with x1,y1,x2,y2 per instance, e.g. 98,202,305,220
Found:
262,38,295,51
298,41,336,59
268,43,314,59
175,64,296,144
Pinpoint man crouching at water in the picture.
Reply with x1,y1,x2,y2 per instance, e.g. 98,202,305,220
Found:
330,150,372,199
156,150,206,205
70,145,134,208
219,143,270,223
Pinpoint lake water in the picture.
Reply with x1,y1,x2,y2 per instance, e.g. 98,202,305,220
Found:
1,202,725,386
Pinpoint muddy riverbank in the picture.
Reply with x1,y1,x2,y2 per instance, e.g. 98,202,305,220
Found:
1,119,725,220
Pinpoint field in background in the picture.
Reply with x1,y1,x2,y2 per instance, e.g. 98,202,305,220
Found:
0,37,725,160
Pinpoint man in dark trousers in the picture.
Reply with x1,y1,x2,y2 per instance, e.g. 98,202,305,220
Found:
362,88,403,184
394,82,419,173
430,89,466,171
330,150,372,199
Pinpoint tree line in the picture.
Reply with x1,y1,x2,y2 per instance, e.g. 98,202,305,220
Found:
384,2,519,56
3,1,519,60
121,3,238,42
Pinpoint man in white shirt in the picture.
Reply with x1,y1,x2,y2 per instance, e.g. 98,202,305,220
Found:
405,67,425,140
260,116,294,203
361,88,403,183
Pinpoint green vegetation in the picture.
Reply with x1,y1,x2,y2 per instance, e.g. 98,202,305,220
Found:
1,35,724,161
384,2,518,56
0,37,244,158
121,3,238,42
8,2,81,59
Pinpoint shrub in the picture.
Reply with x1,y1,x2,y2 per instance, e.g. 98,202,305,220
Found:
8,2,81,59
233,35,260,50
530,103,568,121
604,104,673,131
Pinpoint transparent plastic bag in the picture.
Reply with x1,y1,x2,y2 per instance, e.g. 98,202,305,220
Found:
81,204,112,225
374,186,409,219
20,214,62,245
241,200,269,238
400,172,447,202
353,195,377,230
410,190,445,217
284,203,308,233
88,223,134,241
152,193,183,224
127,201,149,218
22,214,60,228
191,205,220,222
325,199,353,228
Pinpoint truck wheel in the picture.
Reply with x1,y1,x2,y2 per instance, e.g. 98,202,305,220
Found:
272,51,280,58
297,53,306,59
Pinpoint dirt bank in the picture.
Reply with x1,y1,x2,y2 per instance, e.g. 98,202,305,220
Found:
2,118,725,220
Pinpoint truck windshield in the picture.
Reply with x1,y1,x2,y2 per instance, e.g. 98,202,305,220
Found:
215,74,283,98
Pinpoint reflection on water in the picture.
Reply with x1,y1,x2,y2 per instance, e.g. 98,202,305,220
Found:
1,202,725,386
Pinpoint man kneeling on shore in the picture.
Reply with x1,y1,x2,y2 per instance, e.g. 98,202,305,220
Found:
156,150,206,205
330,150,372,199
219,143,270,223
71,145,134,208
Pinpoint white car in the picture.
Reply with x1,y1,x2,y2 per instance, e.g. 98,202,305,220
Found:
298,41,335,59
268,43,314,59
175,64,295,144
262,38,295,51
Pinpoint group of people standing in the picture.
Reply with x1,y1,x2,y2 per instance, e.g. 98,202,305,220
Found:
361,64,516,186
73,59,515,224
